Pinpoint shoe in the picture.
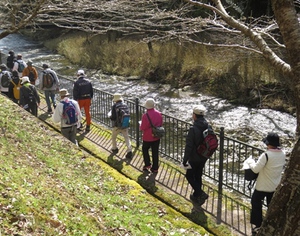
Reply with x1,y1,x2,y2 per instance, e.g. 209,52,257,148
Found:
85,125,90,132
143,165,151,171
125,151,132,159
190,192,208,205
150,168,158,173
53,104,56,109
47,110,53,114
111,148,119,154
252,227,260,236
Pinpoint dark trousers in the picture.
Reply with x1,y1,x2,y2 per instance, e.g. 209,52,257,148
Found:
25,103,38,117
61,125,77,144
250,190,274,227
142,139,160,170
185,160,207,197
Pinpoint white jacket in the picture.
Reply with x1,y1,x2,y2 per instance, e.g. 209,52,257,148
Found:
248,149,286,192
52,97,82,128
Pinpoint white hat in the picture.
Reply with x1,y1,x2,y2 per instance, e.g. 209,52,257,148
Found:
77,69,85,76
193,105,206,115
113,93,123,102
144,98,156,109
21,76,30,85
59,89,70,97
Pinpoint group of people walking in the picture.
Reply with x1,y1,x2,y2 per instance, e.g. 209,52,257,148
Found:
1,50,287,235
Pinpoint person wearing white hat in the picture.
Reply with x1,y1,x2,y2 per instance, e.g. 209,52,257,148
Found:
73,69,93,132
139,98,163,173
109,93,132,158
19,76,40,117
39,63,60,114
182,104,210,206
53,89,82,145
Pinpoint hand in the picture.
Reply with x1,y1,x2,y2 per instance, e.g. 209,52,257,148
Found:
181,163,192,170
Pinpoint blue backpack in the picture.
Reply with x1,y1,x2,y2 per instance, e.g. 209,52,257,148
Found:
61,100,78,125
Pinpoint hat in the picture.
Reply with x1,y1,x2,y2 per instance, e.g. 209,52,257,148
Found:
77,69,85,76
42,64,49,69
59,89,70,97
8,50,14,55
144,98,156,109
21,76,30,85
262,132,280,147
17,54,22,58
193,105,206,116
27,60,33,66
112,93,123,102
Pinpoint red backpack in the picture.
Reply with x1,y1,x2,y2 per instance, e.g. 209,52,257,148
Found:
197,126,218,159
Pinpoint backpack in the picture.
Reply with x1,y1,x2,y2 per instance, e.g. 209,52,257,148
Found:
116,103,130,129
42,71,54,88
25,85,37,104
1,72,11,88
17,61,25,73
11,80,21,100
28,70,35,82
61,100,78,125
245,153,268,190
197,126,218,159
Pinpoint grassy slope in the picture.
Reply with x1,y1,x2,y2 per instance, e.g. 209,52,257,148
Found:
0,95,212,235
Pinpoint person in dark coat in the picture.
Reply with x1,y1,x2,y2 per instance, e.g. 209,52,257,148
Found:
73,69,93,132
182,105,210,206
19,76,40,117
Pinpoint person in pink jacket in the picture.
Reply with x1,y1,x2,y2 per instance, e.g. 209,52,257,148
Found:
140,98,163,173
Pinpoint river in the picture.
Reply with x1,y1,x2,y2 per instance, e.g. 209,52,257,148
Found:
0,33,296,154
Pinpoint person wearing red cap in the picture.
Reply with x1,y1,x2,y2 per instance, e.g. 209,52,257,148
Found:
73,69,93,132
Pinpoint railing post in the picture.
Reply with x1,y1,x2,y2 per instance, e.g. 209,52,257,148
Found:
135,98,140,147
217,127,225,224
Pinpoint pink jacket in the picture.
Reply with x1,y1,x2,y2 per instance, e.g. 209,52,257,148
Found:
140,108,163,141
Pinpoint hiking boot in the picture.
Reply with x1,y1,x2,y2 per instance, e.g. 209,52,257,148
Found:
85,125,90,132
47,109,53,114
252,227,260,236
125,151,132,159
111,148,119,154
143,165,151,171
150,168,158,173
198,192,209,205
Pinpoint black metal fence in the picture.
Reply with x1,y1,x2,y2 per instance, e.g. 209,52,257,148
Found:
58,77,264,202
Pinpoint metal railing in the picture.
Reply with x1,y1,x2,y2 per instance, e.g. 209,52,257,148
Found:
56,76,264,202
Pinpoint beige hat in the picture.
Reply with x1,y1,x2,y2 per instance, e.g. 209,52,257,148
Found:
113,93,123,102
21,76,30,85
144,98,156,109
59,89,70,97
193,105,206,116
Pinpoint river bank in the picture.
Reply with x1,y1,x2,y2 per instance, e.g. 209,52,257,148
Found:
0,32,296,154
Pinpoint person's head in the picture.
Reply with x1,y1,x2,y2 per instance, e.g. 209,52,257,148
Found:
112,93,123,103
8,50,14,56
193,105,207,119
12,70,19,78
17,54,22,60
77,69,85,77
42,63,49,69
0,64,7,71
263,132,280,148
27,60,33,66
144,98,156,110
59,89,70,99
21,76,30,85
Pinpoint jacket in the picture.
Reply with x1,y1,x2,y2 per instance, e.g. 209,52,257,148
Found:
140,108,163,142
183,116,209,164
52,97,82,128
249,149,286,192
19,83,40,106
73,76,93,100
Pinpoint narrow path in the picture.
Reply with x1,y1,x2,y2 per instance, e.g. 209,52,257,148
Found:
37,97,252,236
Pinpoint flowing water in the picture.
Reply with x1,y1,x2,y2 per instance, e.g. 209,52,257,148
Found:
0,33,296,154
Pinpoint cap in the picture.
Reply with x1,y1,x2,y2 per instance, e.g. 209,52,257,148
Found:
193,105,206,116
21,76,30,85
112,93,123,102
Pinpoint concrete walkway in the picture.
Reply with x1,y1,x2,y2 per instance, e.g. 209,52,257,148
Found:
37,100,252,236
